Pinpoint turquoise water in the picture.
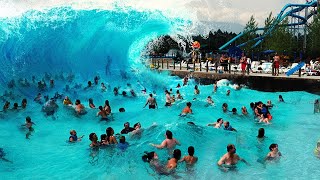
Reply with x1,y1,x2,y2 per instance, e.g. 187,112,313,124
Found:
0,5,320,180
0,76,319,179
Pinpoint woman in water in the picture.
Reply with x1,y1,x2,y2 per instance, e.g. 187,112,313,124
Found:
89,133,100,148
106,127,118,144
103,100,112,115
257,128,266,141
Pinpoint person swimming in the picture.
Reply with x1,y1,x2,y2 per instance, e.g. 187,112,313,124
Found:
207,118,223,128
0,148,12,163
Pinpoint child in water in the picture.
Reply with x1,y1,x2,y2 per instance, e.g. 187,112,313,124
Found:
21,116,35,139
265,143,282,161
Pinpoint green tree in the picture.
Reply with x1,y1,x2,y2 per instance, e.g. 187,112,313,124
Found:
239,15,258,53
307,14,320,58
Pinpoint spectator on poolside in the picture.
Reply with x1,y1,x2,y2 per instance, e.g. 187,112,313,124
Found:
246,56,252,75
272,55,280,76
240,55,247,75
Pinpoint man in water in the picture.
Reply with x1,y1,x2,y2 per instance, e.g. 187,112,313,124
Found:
143,94,157,109
150,130,180,153
217,144,249,170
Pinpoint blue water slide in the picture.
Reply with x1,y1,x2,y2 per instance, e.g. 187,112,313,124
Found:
219,0,318,51
285,62,305,76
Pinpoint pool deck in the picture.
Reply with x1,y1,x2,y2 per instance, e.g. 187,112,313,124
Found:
156,68,320,94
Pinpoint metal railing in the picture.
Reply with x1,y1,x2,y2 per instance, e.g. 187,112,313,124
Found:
149,58,239,74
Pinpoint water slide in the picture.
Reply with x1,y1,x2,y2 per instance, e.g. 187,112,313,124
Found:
219,0,318,51
285,62,305,76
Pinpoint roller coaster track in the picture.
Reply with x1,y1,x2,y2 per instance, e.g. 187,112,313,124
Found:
219,0,318,51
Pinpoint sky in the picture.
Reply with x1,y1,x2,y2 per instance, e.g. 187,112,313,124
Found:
0,0,310,27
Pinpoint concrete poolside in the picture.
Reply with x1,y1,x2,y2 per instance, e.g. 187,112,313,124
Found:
155,68,320,94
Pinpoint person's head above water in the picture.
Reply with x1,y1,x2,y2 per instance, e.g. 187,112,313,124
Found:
186,102,192,107
142,151,157,162
188,146,195,156
227,144,236,154
172,149,182,160
257,128,265,138
166,130,173,139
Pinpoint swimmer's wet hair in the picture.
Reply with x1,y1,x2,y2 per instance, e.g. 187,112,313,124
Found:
142,151,155,162
269,143,278,151
188,146,195,156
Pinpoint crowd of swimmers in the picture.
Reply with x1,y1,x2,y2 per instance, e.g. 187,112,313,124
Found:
1,72,320,175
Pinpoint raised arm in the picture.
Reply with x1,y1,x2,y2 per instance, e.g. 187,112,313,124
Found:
151,140,167,149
